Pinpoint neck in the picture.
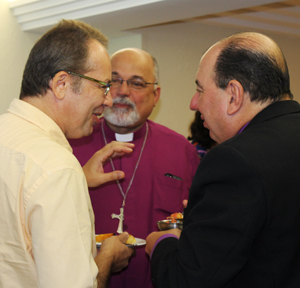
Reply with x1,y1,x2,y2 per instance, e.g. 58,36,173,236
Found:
220,97,274,143
23,93,65,135
236,98,274,134
105,120,146,134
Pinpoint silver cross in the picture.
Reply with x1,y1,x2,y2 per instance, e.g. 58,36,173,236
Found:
111,207,124,234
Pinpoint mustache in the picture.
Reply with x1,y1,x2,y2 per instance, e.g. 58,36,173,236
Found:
112,97,135,109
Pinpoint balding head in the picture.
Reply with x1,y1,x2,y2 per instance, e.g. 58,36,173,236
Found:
212,32,293,102
103,48,160,134
111,48,159,84
191,31,293,143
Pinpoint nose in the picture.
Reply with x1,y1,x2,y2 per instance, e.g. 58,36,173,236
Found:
116,80,130,96
190,92,199,111
104,90,113,108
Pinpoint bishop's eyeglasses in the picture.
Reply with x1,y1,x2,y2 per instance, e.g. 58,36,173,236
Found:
111,76,157,90
68,71,111,95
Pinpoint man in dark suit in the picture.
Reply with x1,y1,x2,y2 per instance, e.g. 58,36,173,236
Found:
146,32,300,287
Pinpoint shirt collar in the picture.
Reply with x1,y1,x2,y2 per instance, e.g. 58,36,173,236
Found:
8,99,72,152
102,118,148,142
238,122,250,134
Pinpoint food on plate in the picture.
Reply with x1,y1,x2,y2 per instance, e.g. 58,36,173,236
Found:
95,233,136,245
95,233,114,243
167,212,183,223
157,219,183,231
126,234,136,245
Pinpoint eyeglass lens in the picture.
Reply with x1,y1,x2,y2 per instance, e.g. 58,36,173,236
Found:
111,78,149,90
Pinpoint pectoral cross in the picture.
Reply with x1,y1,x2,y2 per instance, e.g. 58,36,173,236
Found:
111,207,124,234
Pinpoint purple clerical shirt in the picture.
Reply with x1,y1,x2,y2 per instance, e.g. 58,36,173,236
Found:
69,118,200,288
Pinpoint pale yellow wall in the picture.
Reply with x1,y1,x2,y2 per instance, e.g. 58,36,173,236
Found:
0,0,40,115
139,21,300,138
1,3,299,139
108,33,142,56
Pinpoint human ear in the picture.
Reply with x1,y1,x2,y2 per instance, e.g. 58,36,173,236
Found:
226,80,244,115
153,86,161,107
50,71,69,100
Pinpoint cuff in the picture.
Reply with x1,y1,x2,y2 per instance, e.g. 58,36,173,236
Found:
150,234,179,259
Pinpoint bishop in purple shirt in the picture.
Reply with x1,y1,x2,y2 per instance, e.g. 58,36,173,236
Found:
69,48,199,288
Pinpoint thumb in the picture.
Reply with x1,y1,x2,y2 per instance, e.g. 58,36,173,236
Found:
118,232,129,243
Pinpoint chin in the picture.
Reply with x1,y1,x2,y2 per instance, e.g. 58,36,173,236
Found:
79,125,94,138
85,127,94,137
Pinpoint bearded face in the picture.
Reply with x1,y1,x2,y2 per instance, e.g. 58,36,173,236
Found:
103,96,140,127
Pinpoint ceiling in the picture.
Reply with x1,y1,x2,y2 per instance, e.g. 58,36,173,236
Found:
9,0,300,39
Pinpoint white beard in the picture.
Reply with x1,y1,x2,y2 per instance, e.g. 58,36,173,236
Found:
103,97,140,126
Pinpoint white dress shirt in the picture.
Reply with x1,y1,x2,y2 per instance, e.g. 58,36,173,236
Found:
0,99,98,288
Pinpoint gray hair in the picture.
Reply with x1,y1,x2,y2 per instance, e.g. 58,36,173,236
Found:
152,56,159,89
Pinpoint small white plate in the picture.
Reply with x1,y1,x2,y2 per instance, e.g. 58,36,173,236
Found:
96,237,146,248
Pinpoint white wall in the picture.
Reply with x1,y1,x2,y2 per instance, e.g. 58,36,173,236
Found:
1,3,299,138
139,21,300,137
0,2,141,114
0,0,40,114
108,33,142,56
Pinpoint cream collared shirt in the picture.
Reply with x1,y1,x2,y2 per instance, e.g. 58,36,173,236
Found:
0,99,98,288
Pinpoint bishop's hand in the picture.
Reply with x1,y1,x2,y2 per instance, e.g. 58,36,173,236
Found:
83,141,134,187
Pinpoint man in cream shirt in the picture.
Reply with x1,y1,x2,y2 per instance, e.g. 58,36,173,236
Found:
0,20,134,288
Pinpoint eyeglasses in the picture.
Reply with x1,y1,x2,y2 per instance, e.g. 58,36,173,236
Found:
68,71,111,95
111,76,157,90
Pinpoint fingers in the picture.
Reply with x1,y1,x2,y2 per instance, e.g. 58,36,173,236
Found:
117,233,136,258
88,171,125,187
96,141,134,163
183,199,188,208
95,234,134,277
83,141,134,188
130,247,137,257
102,234,134,273
83,166,125,188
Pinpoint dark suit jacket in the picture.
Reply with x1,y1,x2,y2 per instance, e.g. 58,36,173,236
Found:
151,100,300,288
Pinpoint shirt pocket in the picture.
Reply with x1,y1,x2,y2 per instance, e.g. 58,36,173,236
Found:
153,173,186,216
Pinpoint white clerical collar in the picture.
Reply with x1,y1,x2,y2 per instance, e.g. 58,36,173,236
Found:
115,133,134,142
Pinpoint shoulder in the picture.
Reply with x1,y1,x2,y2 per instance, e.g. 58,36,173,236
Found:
148,120,198,152
32,138,83,177
147,120,199,164
148,120,190,144
1,120,83,176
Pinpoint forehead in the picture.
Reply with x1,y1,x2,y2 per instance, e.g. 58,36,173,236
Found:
111,50,154,79
196,44,220,83
87,40,111,78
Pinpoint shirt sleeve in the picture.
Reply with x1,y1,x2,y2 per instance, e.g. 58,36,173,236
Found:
151,145,267,287
25,168,98,288
150,234,179,259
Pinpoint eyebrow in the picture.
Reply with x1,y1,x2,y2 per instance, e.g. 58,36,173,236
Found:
195,80,203,90
112,72,145,80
